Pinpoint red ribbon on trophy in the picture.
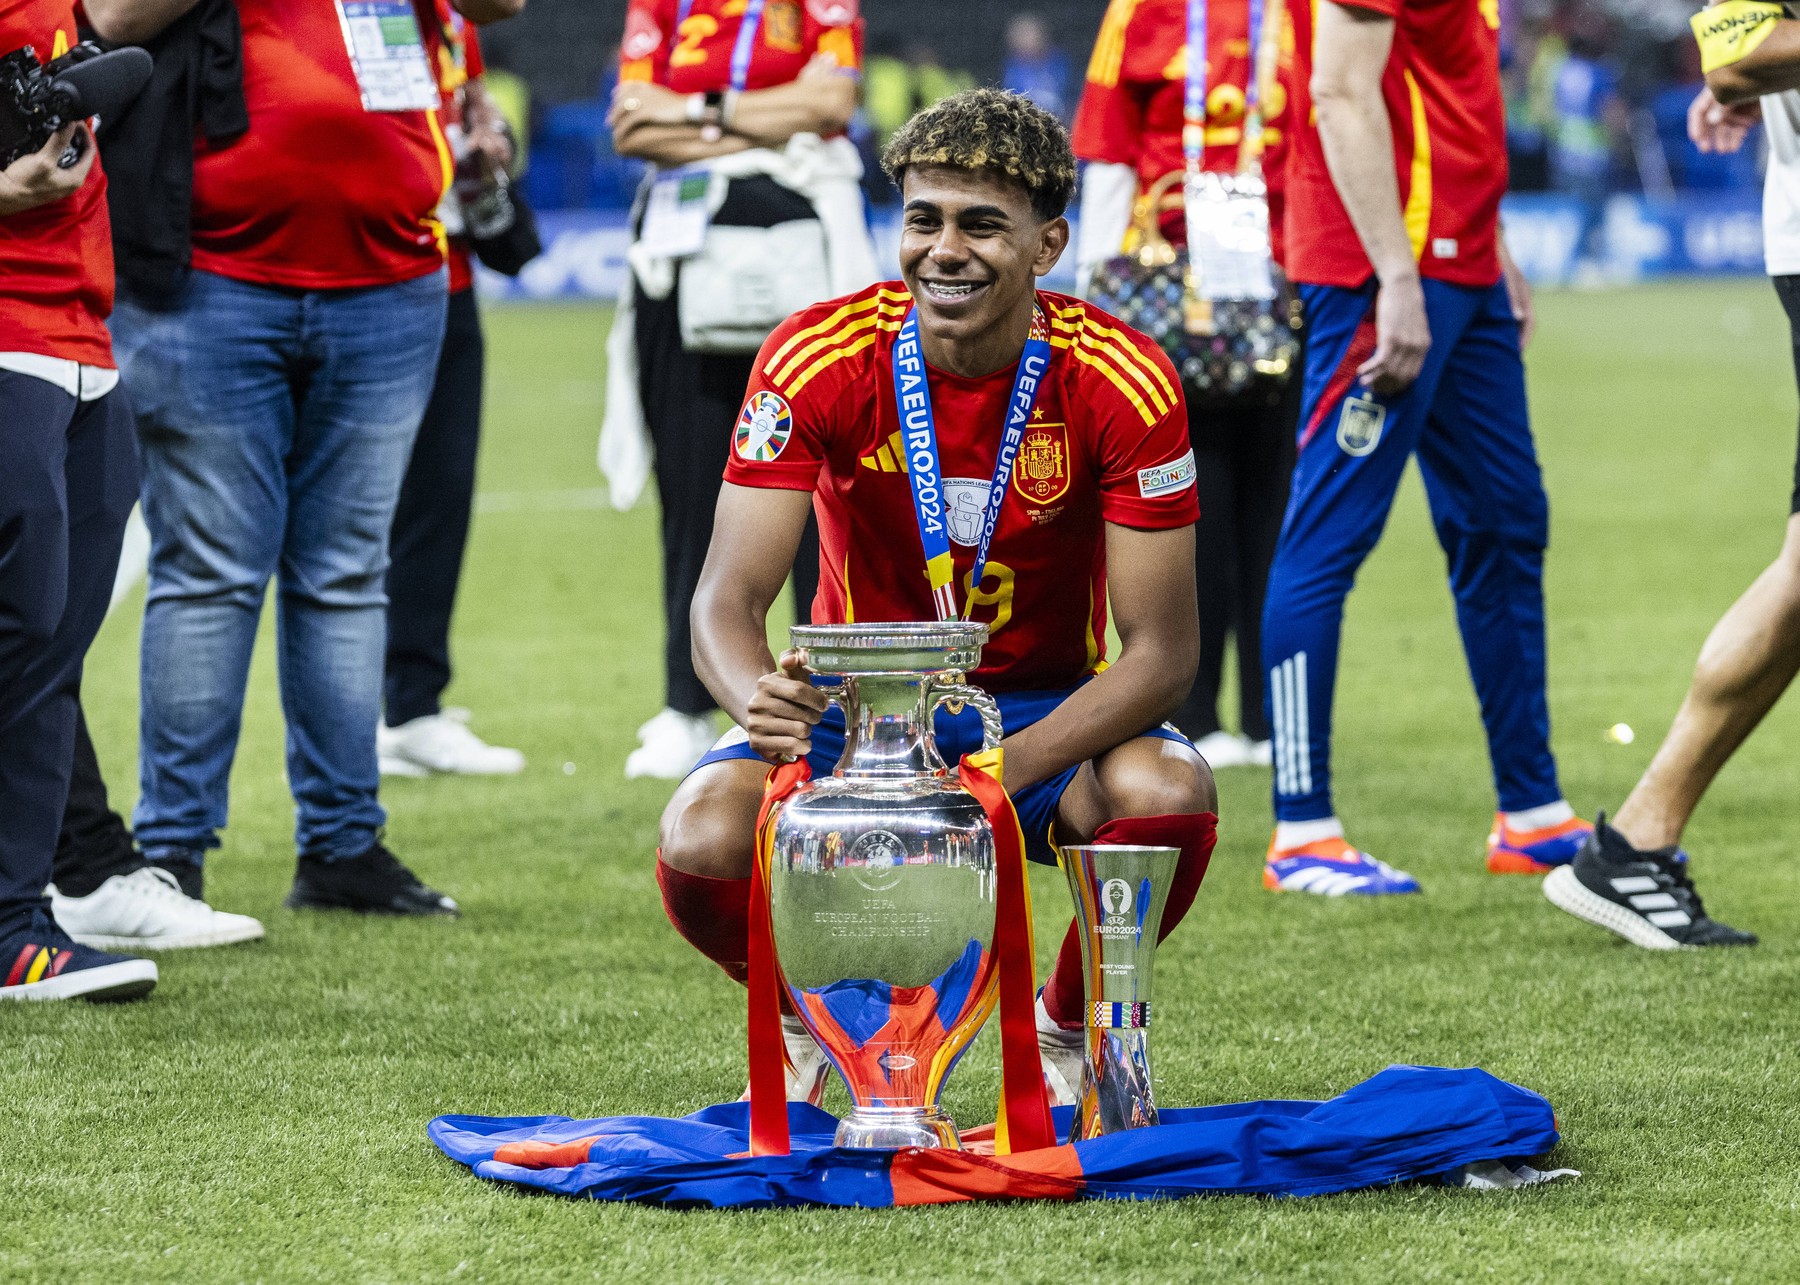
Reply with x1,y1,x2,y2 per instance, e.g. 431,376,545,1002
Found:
746,750,1053,1158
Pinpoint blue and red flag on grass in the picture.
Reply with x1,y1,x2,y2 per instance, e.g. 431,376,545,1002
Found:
427,1064,1562,1208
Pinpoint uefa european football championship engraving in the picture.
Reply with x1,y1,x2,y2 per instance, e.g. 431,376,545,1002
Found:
766,622,1004,1150
1061,843,1181,1141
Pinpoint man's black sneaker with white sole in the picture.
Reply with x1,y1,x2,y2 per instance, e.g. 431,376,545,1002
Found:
1543,816,1755,950
285,844,459,917
0,912,157,1002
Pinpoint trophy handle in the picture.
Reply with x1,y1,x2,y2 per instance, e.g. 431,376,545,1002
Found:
934,685,1004,751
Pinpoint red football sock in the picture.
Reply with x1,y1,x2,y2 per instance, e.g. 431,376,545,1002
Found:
656,856,751,985
1041,812,1219,1029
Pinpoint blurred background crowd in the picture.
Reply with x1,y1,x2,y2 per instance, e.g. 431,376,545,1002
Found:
480,0,1753,219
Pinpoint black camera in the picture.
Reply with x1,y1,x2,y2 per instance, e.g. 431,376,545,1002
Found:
0,42,152,170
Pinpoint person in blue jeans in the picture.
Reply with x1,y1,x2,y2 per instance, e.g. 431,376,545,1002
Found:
85,0,480,916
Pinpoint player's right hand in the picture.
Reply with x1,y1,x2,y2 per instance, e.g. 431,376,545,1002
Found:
1360,273,1431,396
1687,85,1760,155
746,648,830,764
0,123,94,217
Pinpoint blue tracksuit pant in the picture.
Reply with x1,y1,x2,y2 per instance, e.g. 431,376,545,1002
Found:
1261,277,1561,822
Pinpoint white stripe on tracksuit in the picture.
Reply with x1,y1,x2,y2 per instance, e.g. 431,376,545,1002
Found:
1271,652,1311,798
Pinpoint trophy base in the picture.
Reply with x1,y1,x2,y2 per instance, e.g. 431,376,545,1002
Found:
835,1106,961,1150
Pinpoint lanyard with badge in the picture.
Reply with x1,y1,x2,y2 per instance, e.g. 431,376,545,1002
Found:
335,0,441,112
639,0,770,259
1182,0,1278,302
890,302,1054,622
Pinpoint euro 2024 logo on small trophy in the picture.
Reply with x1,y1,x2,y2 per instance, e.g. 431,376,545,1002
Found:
1060,842,1181,1142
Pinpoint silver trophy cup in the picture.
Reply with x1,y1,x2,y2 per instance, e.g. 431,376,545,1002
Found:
767,622,1005,1150
1060,844,1180,1141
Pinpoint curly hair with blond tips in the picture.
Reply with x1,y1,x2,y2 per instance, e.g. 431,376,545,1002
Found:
879,88,1078,221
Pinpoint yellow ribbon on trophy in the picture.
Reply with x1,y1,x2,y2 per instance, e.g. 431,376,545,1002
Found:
1693,0,1787,74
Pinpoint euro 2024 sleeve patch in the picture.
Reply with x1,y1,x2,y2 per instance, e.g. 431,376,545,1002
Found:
1138,449,1197,498
736,391,794,462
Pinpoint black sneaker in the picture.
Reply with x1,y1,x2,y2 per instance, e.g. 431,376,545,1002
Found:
284,843,459,917
1544,814,1756,950
0,911,158,1002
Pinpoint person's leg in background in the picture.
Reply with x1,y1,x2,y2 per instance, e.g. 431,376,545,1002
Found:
113,273,296,902
1175,395,1252,765
278,271,458,917
1259,281,1470,896
1412,279,1591,876
1539,280,1800,949
379,286,525,778
0,374,156,1001
1230,348,1303,763
629,282,753,779
49,694,266,950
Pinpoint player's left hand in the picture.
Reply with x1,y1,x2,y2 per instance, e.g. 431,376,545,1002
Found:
746,649,830,764
1687,85,1761,155
1499,236,1535,351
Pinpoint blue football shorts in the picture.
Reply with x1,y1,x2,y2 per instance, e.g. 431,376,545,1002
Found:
689,687,1192,866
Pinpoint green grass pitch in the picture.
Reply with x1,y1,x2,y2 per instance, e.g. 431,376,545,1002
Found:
8,282,1800,1282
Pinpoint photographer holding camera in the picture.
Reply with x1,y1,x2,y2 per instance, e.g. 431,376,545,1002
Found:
0,1,155,1001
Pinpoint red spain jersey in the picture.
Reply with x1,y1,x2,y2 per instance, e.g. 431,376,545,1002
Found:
190,0,454,290
1285,0,1505,288
1072,0,1295,261
620,0,863,91
723,284,1200,693
0,0,113,365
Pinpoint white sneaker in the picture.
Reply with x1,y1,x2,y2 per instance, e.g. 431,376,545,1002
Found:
1193,730,1256,769
1037,992,1086,1108
740,1014,833,1106
1244,738,1272,767
49,867,265,951
379,708,526,776
624,707,718,780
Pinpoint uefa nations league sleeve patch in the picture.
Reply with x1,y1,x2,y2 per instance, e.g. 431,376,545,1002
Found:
736,392,794,463
1138,449,1197,498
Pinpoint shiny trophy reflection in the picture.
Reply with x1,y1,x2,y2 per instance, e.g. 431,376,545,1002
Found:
1060,843,1180,1141
767,622,1004,1150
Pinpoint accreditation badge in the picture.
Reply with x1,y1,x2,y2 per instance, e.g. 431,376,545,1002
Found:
1337,396,1386,457
335,1,441,112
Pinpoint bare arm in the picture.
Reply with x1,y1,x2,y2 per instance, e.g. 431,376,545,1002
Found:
83,0,203,44
998,524,1199,792
1312,1,1430,394
725,55,858,148
1702,3,1800,104
691,483,828,760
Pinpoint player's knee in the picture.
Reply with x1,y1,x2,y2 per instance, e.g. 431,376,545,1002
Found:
658,773,759,881
1100,742,1217,820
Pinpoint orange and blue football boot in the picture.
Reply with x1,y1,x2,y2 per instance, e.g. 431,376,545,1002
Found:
1485,813,1594,875
1263,835,1421,896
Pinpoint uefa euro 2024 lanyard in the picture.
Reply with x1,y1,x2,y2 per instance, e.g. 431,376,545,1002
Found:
1183,0,1266,172
891,302,1055,621
673,0,768,93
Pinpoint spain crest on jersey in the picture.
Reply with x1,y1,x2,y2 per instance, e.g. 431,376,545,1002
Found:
1012,423,1070,504
735,392,793,462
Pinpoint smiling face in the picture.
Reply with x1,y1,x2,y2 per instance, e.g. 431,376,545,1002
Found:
897,164,1070,374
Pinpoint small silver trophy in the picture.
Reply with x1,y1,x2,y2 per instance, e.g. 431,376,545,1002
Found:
766,622,1005,1151
1060,844,1181,1141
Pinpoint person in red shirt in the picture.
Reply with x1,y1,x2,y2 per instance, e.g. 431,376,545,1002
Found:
0,1,157,1001
653,89,1218,1106
80,0,521,918
1071,0,1298,771
377,4,529,779
1259,0,1589,896
603,0,876,781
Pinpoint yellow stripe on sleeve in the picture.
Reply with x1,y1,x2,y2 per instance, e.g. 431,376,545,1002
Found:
787,332,878,396
1402,70,1432,263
